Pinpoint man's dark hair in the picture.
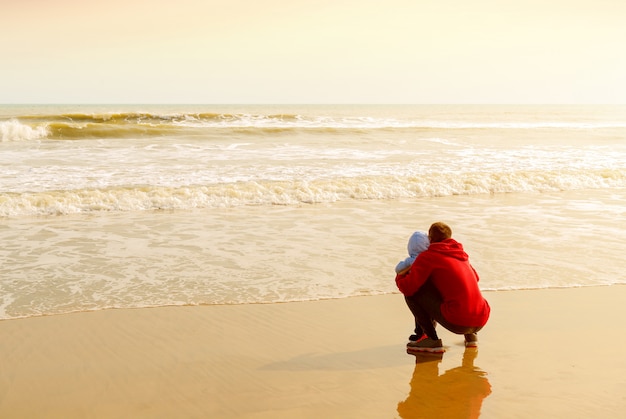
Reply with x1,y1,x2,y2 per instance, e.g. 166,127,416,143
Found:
428,222,452,243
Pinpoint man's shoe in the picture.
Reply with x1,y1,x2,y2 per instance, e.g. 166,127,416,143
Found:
408,333,427,342
464,333,478,348
406,337,445,353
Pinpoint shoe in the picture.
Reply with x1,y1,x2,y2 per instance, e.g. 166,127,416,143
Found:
406,337,445,353
408,333,427,342
464,333,478,348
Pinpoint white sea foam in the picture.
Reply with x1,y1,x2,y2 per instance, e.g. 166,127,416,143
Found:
1,168,626,217
2,105,626,319
0,119,48,141
3,105,626,142
2,188,625,320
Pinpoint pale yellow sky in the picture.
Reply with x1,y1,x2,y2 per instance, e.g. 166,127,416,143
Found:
2,0,625,103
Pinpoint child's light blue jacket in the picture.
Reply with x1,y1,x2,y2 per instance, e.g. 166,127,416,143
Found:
394,231,430,274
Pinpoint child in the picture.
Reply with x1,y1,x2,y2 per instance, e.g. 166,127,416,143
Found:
395,231,430,341
395,231,430,275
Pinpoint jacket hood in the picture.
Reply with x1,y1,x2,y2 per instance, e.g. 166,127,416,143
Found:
407,231,430,257
429,238,468,261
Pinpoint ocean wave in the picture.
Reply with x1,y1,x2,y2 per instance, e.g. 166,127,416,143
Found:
2,169,626,217
0,119,49,142
4,111,626,141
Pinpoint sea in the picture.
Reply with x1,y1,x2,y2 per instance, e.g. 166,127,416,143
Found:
1,104,625,320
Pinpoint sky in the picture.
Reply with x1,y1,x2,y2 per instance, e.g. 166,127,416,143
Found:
2,0,625,104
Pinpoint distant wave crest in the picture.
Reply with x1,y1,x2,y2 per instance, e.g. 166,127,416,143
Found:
4,111,626,141
0,119,49,142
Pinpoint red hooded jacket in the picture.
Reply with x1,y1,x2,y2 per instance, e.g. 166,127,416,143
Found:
395,238,490,327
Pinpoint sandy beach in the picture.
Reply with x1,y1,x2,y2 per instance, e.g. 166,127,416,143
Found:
1,285,625,418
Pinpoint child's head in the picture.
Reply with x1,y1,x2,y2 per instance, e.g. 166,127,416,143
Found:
428,222,452,243
407,231,430,257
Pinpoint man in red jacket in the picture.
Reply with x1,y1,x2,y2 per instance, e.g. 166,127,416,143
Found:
395,222,490,353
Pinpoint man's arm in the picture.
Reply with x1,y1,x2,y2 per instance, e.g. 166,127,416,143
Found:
395,253,432,296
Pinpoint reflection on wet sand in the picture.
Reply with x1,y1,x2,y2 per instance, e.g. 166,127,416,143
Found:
397,348,491,419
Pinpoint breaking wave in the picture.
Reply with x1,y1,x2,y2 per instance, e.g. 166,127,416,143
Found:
2,168,626,217
4,110,626,141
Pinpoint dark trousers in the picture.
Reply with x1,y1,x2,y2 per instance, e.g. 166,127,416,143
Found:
404,281,483,340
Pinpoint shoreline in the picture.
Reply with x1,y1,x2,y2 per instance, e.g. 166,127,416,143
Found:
1,283,618,322
1,286,625,418
1,280,624,323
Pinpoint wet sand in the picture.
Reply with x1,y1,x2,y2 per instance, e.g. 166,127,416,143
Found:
1,286,625,418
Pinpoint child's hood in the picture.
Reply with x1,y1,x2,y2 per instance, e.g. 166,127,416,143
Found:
407,231,430,257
